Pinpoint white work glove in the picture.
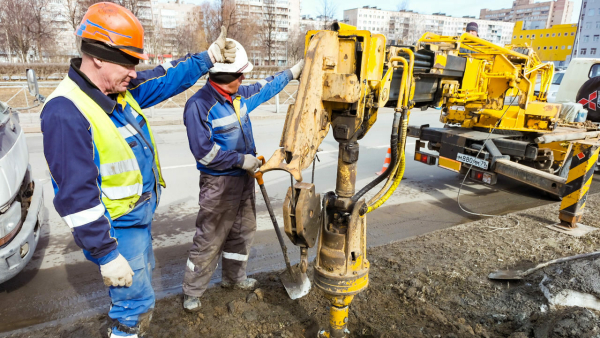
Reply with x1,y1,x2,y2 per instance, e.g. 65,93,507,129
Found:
240,154,262,172
100,254,134,287
208,26,236,64
290,59,305,80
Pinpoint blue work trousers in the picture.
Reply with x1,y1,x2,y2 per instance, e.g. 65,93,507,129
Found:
84,225,155,335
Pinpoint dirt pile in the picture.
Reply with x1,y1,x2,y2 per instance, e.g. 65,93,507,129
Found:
10,195,600,338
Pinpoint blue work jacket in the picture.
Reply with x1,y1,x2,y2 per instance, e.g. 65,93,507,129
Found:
184,70,292,176
41,52,213,264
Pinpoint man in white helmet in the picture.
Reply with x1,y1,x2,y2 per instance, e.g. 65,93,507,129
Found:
181,39,304,311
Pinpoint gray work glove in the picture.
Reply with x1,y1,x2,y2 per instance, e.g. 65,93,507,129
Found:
208,26,236,64
240,154,262,172
290,59,305,80
100,253,134,287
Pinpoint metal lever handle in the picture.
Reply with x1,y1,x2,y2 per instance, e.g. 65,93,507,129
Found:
253,155,266,185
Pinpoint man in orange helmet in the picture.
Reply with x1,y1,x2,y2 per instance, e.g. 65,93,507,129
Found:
40,2,235,337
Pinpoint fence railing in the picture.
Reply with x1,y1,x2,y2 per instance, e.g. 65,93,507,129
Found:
0,79,300,118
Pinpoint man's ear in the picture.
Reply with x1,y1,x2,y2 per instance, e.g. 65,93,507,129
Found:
92,57,103,69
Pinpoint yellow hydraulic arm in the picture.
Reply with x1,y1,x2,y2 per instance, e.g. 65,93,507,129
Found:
260,23,415,338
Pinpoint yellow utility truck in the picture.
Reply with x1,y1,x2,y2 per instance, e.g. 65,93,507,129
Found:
259,24,600,338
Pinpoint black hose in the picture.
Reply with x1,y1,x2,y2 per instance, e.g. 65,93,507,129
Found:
399,52,433,61
351,111,402,203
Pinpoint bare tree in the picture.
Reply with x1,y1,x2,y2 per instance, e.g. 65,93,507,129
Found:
317,0,337,29
0,0,36,62
198,0,260,61
396,0,410,11
117,0,143,17
28,0,57,61
145,18,165,63
63,0,104,31
174,7,209,57
258,0,278,65
288,25,314,65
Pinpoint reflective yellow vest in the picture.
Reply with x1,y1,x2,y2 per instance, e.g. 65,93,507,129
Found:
45,77,165,220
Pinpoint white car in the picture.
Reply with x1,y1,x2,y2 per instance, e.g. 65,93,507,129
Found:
535,70,564,103
546,70,564,103
0,70,46,284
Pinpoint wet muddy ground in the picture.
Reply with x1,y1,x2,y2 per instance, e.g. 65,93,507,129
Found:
10,195,600,338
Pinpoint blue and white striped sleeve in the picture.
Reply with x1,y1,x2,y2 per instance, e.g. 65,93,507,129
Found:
237,70,293,112
128,52,214,109
41,98,118,265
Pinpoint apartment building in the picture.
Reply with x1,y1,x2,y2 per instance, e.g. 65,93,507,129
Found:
236,0,301,66
480,0,574,29
511,21,577,65
150,1,197,60
574,0,600,58
344,7,514,46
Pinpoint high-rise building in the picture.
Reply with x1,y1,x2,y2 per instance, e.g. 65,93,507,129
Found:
511,21,577,66
150,1,197,60
343,7,514,46
573,0,600,58
235,0,301,66
480,0,574,29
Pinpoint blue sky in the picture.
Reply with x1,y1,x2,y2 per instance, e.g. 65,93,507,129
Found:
176,0,582,24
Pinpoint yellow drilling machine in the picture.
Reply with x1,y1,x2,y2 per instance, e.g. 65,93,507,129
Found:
260,23,600,337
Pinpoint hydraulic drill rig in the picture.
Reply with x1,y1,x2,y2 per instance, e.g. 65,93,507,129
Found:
261,23,412,337
259,24,599,337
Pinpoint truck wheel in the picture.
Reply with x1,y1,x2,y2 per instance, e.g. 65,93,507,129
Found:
577,77,600,122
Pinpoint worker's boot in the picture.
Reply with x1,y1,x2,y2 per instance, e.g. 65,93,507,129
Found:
221,277,258,290
183,294,202,313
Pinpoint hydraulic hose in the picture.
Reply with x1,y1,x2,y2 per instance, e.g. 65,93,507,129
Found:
349,55,411,205
351,112,401,204
364,111,409,214
368,132,401,205
366,53,413,205
359,48,414,214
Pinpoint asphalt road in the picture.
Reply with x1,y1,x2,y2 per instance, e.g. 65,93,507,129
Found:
2,108,599,335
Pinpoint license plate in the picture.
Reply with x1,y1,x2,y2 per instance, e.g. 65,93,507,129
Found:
456,153,489,170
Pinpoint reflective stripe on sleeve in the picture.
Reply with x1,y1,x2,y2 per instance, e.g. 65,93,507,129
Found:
222,252,249,262
198,144,221,165
99,158,140,177
187,258,195,271
211,114,238,128
102,183,143,200
117,124,139,139
239,104,247,118
62,203,105,228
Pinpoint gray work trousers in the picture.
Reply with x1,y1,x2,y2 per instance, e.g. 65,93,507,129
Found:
183,173,256,297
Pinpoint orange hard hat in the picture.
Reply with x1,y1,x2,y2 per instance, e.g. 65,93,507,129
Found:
76,2,148,60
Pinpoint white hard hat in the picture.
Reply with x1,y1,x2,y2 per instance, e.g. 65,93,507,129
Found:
210,39,254,73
